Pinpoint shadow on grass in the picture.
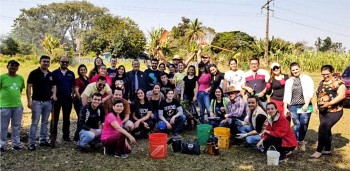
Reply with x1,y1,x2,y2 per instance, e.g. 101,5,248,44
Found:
1,118,350,171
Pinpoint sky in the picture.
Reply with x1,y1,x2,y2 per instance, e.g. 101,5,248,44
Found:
0,0,349,50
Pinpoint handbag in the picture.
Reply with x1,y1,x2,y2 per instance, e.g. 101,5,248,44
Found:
181,140,201,155
167,135,182,153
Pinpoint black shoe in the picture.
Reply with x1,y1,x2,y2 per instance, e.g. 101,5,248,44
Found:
39,141,52,147
28,144,37,151
12,146,23,151
63,137,72,142
76,145,88,152
0,147,5,154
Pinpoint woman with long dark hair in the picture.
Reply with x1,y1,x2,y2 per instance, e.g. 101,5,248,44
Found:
88,56,104,79
130,89,154,138
101,99,136,158
209,64,225,99
146,84,165,122
257,102,297,162
266,62,289,121
209,87,229,127
197,62,211,123
73,64,90,141
310,65,346,158
111,65,128,99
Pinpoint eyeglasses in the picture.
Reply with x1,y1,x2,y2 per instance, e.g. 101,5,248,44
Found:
98,84,106,87
60,61,69,64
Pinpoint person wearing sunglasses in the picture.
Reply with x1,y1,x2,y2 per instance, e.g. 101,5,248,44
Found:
266,62,289,121
81,76,112,115
51,56,76,143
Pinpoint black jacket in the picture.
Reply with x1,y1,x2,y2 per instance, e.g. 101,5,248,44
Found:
126,70,149,101
78,103,105,132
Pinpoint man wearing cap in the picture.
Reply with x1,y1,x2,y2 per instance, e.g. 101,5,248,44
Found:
27,55,57,150
144,58,161,89
157,48,196,72
0,60,25,153
51,56,75,143
242,57,270,107
220,86,248,135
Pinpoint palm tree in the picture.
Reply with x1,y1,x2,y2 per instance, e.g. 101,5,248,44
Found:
185,18,205,43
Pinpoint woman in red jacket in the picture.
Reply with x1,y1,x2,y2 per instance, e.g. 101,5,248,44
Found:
256,102,297,162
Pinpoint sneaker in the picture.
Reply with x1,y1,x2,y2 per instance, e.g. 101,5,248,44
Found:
114,154,121,158
28,144,37,151
120,154,129,159
39,141,52,147
286,151,293,156
76,145,87,152
279,157,289,163
12,146,23,151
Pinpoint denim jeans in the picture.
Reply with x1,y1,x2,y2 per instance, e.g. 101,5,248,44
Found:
29,100,52,145
238,124,261,146
0,107,23,148
158,114,186,134
78,129,101,147
289,105,311,142
197,91,210,124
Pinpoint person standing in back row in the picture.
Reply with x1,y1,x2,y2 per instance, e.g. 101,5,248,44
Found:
242,57,270,108
0,60,25,153
126,60,149,101
51,56,75,143
27,55,57,151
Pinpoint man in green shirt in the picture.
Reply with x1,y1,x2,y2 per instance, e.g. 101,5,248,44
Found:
0,60,25,154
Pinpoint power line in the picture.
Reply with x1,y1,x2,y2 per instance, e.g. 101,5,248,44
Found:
271,15,350,37
274,5,350,29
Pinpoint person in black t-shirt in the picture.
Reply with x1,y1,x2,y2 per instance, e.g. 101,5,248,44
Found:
144,58,161,90
77,92,105,150
158,89,186,134
209,64,225,99
181,65,198,102
159,72,176,97
130,89,153,138
107,55,118,79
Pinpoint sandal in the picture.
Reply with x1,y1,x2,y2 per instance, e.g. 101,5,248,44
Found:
310,152,322,159
322,151,332,155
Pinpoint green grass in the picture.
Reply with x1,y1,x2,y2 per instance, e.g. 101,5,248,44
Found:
0,61,349,171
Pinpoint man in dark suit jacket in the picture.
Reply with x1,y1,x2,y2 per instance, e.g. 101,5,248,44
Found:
126,60,149,101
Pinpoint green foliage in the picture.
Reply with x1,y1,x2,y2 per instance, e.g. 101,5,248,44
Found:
211,31,255,54
315,37,345,53
83,15,146,58
11,1,107,51
0,36,20,56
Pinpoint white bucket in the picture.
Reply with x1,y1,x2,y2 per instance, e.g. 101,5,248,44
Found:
266,146,280,166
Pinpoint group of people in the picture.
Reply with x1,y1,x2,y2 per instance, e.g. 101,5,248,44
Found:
0,47,346,161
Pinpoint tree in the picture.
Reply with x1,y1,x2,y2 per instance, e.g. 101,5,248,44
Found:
0,36,20,56
185,18,205,43
11,1,107,51
211,31,255,54
315,37,345,53
83,15,146,58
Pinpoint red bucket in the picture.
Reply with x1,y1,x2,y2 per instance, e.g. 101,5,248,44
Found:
149,133,168,159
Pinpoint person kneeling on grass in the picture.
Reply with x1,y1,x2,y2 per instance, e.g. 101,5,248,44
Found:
101,99,136,158
235,96,267,146
256,102,297,162
158,89,186,135
131,88,154,139
77,92,105,151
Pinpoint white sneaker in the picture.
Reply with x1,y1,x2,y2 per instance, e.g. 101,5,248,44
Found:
121,154,129,159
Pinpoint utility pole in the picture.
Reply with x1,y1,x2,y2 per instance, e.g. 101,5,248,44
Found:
261,0,274,64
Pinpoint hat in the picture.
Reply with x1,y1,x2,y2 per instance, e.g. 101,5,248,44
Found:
270,62,280,69
226,86,240,93
173,55,183,60
7,60,20,66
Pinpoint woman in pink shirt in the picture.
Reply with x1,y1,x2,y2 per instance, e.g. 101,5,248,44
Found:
197,62,211,123
91,64,113,87
101,99,136,158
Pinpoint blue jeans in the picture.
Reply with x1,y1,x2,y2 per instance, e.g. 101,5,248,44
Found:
29,100,52,145
197,91,210,124
158,114,186,134
238,124,261,146
0,107,23,148
289,105,311,142
78,129,101,147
